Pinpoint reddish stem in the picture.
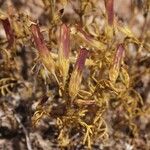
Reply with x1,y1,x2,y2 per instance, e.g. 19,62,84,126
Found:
1,18,15,48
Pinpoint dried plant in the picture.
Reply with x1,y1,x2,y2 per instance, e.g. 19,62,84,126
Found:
0,0,149,149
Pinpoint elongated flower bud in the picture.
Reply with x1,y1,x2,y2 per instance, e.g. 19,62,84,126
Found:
69,48,89,99
1,18,15,49
58,24,70,85
105,0,114,26
31,24,56,81
31,24,49,55
109,44,125,83
71,26,105,50
104,0,114,38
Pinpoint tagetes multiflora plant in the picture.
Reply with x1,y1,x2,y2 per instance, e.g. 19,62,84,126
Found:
0,0,149,149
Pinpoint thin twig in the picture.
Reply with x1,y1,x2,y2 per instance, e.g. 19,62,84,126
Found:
14,114,33,150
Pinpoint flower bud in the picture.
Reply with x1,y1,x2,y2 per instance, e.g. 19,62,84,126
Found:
109,44,125,83
104,0,114,38
69,48,89,99
71,26,105,50
31,24,56,80
58,24,70,85
105,0,114,26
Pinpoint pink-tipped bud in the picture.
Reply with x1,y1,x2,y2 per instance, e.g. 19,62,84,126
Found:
31,24,56,78
109,44,125,82
113,44,124,69
31,24,49,56
74,48,89,72
1,18,15,49
58,24,70,85
69,48,89,99
105,0,114,26
104,0,114,38
72,26,105,50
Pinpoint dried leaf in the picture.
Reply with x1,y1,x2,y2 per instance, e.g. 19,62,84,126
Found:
120,67,130,88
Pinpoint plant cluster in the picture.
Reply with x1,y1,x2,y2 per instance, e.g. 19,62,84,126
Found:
0,0,149,149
